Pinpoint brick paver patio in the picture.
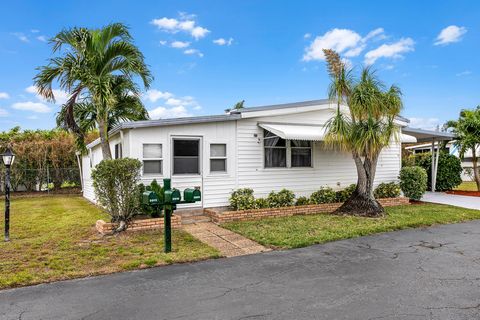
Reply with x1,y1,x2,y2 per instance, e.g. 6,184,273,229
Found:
183,222,271,257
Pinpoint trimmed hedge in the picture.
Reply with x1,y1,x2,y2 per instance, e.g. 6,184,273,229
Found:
374,182,401,199
399,166,428,200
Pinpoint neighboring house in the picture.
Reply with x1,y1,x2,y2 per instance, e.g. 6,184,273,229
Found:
405,142,478,181
81,99,449,209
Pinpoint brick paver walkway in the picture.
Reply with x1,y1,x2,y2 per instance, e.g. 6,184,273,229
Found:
183,222,271,257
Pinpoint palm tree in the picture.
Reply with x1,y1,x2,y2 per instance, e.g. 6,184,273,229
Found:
323,49,402,217
34,23,153,159
56,76,149,150
445,107,480,190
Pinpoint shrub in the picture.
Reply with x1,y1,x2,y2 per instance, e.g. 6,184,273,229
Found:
139,179,164,218
408,152,462,191
374,182,401,199
92,158,142,232
267,189,295,208
255,198,269,209
295,196,311,206
230,188,256,210
310,187,337,204
399,166,427,200
335,184,356,202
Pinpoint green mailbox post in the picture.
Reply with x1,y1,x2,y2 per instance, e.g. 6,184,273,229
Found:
161,178,201,253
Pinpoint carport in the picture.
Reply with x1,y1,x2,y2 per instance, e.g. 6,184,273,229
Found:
402,127,456,192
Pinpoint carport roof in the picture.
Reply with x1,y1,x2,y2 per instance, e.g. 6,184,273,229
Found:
402,127,455,142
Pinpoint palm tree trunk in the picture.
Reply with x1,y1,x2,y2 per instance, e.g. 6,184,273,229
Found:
98,118,112,160
335,152,385,217
472,146,480,191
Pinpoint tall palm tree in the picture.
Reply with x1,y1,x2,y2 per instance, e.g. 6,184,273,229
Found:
34,23,153,159
56,76,149,150
445,107,480,190
323,49,402,217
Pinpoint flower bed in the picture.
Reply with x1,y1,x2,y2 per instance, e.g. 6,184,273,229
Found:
96,215,182,234
205,197,410,224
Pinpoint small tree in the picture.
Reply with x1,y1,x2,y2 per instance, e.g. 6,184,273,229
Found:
91,158,142,232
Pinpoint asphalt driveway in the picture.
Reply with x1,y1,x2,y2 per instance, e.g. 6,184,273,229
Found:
1,220,480,320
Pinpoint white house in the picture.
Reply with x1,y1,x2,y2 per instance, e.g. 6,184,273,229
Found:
81,99,451,209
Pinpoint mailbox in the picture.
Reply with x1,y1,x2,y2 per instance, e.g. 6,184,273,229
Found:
142,191,159,206
164,188,181,204
184,188,201,203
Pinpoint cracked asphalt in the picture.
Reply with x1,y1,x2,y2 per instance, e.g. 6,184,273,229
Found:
2,220,480,320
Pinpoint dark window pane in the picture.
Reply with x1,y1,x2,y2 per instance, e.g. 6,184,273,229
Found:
174,140,199,157
174,158,199,174
264,130,286,147
143,160,162,174
210,159,226,172
291,140,311,148
291,148,312,167
265,148,286,168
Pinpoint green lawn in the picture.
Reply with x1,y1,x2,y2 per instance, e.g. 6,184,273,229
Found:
454,181,477,191
0,195,220,289
224,203,480,249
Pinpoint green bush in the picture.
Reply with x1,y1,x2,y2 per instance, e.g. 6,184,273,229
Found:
92,158,142,231
230,188,256,210
267,189,295,208
335,184,356,202
138,179,164,218
407,152,462,191
295,196,311,206
310,187,337,204
399,166,427,200
374,182,401,199
255,198,269,209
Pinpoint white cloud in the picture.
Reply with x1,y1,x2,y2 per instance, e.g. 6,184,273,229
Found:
408,117,442,131
303,33,311,39
148,105,192,119
12,32,29,43
31,29,40,33
144,89,173,103
25,85,69,104
184,48,204,57
302,27,386,61
434,25,467,46
364,38,414,65
151,14,210,40
456,70,472,76
0,108,8,117
171,40,190,48
36,35,47,42
0,92,9,99
12,101,51,113
213,37,234,46
159,40,167,46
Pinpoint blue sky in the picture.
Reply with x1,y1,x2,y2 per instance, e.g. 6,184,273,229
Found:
0,0,478,131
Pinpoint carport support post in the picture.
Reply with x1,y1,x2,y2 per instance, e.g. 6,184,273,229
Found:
431,139,439,192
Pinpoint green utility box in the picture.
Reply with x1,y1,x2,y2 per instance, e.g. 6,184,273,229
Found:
184,188,201,203
142,191,159,206
164,188,181,204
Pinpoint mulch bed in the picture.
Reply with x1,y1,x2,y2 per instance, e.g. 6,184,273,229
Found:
446,190,480,197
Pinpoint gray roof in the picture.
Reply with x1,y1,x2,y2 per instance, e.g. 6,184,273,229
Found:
402,127,455,142
234,99,331,113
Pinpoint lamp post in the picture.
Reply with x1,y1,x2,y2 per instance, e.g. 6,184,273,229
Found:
2,147,15,242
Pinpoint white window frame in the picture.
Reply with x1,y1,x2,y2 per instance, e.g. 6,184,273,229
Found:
263,130,313,169
142,143,163,176
172,137,201,176
209,143,227,173
114,143,123,159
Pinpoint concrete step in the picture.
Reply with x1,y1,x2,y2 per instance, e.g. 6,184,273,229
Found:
175,208,205,217
181,215,211,225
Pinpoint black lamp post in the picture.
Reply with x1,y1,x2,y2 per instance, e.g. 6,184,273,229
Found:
2,147,15,242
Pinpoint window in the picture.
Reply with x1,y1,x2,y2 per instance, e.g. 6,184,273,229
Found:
173,139,200,174
291,140,312,167
264,130,286,168
142,144,162,174
210,144,227,172
114,143,122,159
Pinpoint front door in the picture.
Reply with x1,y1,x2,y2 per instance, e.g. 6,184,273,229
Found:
171,136,203,208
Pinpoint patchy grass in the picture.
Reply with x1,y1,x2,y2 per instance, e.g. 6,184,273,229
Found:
0,195,220,289
224,203,480,249
454,181,478,191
